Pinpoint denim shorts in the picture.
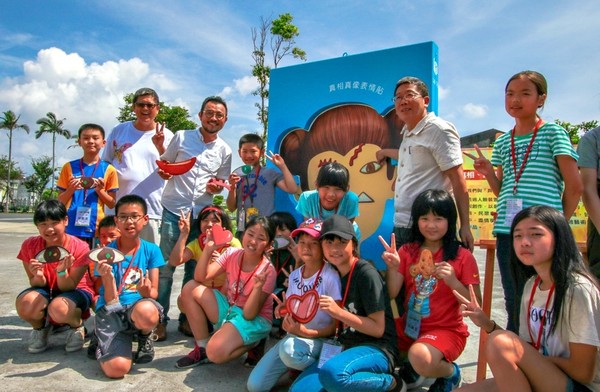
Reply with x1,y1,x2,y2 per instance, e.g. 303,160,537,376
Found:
213,289,271,346
18,287,92,313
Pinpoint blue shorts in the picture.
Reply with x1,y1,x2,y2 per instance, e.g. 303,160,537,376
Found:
17,287,92,314
213,289,271,346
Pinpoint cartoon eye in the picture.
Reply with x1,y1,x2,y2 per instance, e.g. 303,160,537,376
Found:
88,247,126,264
35,246,70,263
359,161,383,174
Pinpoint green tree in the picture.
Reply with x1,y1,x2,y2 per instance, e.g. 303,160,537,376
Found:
23,156,54,203
555,119,599,145
252,13,306,143
0,110,30,212
116,93,198,131
35,112,71,191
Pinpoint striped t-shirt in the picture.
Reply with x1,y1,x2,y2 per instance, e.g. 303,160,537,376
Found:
491,122,578,234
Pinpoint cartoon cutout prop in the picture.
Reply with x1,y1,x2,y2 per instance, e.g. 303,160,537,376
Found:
80,177,95,189
88,247,126,265
211,224,234,247
232,165,253,177
156,157,197,175
35,246,70,263
277,290,319,324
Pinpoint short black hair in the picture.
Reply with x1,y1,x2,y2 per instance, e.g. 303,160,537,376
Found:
98,215,117,230
78,123,105,139
133,87,159,104
239,133,264,150
33,200,67,225
316,162,350,190
269,211,298,232
115,194,147,215
200,96,228,114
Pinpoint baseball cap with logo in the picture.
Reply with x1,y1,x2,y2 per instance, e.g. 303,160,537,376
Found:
290,218,322,239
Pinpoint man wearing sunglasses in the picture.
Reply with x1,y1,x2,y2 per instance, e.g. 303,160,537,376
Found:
103,87,174,245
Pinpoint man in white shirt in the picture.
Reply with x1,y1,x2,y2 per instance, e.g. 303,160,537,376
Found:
102,87,173,244
156,96,232,340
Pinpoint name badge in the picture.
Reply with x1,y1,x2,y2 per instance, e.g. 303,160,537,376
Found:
505,197,523,227
405,308,422,340
318,339,343,368
75,206,92,227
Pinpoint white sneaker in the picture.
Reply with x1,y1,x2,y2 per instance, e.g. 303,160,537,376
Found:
64,325,85,352
28,325,51,353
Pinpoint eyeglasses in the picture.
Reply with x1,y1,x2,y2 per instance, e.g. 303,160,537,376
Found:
202,110,226,120
116,215,144,223
135,102,158,109
392,92,421,103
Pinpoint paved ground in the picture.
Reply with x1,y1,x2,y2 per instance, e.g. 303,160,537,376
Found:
0,213,507,391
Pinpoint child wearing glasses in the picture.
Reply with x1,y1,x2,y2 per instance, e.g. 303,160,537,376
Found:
227,133,298,239
93,195,165,379
57,123,118,249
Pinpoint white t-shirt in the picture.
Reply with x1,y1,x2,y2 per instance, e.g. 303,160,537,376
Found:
394,112,463,227
160,129,232,216
102,121,174,219
286,262,341,330
519,274,600,391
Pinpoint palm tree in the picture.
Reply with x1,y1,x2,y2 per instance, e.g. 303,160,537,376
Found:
0,111,30,212
35,112,71,192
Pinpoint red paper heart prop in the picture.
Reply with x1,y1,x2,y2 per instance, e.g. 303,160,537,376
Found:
156,157,197,175
280,290,319,324
80,177,95,189
211,224,233,247
35,246,70,263
88,247,126,264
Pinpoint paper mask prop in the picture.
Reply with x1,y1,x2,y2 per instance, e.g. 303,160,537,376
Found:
156,157,197,175
88,247,126,265
35,246,70,263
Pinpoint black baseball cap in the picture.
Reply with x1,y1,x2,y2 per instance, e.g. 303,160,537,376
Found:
319,215,356,241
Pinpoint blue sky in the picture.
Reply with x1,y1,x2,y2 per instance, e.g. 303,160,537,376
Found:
1,0,599,175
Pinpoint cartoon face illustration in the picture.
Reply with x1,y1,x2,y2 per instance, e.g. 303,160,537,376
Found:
123,267,142,291
307,143,393,240
281,104,402,242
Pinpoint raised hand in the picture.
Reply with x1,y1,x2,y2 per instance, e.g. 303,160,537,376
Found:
151,122,166,151
137,272,152,298
379,234,400,271
265,151,285,168
453,284,489,328
463,144,494,177
178,209,191,236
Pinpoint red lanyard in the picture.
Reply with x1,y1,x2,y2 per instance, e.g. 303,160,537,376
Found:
335,258,358,338
300,263,324,291
241,165,261,205
116,239,141,294
510,118,543,194
275,252,293,277
79,159,100,205
527,276,555,351
231,253,264,306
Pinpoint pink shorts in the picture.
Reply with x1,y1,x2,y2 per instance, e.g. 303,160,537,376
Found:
396,318,467,362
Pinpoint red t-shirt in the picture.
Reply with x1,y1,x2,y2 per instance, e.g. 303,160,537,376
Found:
398,243,480,334
17,235,95,297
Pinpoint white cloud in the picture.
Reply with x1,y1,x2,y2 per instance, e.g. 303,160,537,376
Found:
438,85,450,101
462,103,488,119
0,47,184,174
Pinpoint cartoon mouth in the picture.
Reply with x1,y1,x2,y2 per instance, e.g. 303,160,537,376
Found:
357,192,373,203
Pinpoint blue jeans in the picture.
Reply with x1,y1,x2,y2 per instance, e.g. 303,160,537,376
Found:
289,345,394,392
496,233,523,333
157,208,199,323
247,334,324,392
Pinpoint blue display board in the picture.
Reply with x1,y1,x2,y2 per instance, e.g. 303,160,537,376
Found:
268,42,439,269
